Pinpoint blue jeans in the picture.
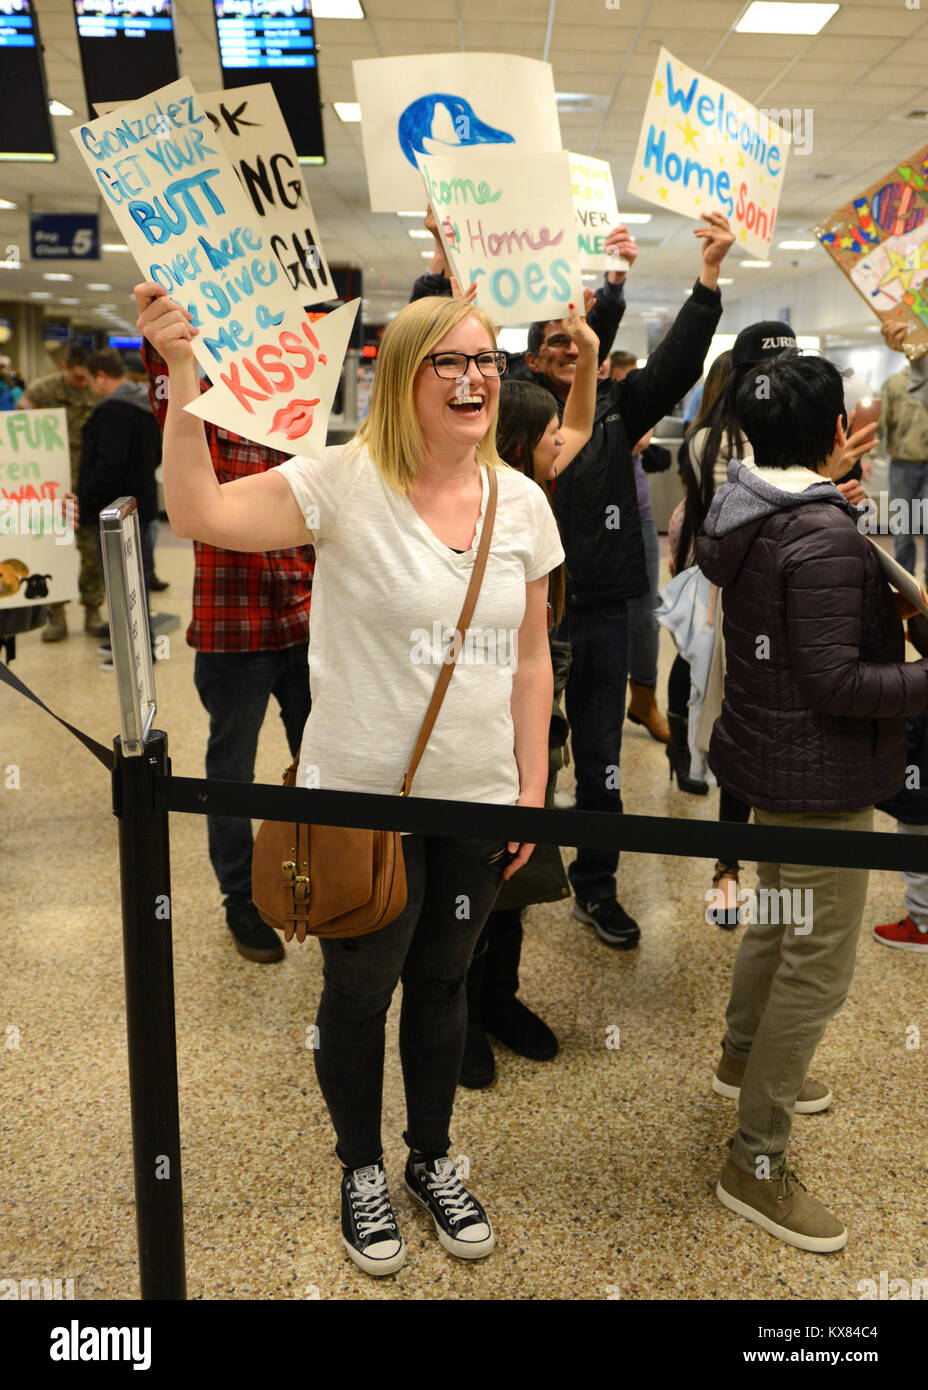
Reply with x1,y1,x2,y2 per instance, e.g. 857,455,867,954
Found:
889,458,928,581
627,515,660,687
315,834,509,1168
557,598,629,901
193,645,311,902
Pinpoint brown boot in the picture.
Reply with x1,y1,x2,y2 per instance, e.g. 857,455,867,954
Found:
41,603,68,643
627,681,670,742
712,1049,833,1113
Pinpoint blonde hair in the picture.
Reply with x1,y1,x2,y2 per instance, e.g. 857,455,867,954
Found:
356,296,506,493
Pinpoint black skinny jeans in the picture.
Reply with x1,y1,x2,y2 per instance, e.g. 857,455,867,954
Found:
314,832,509,1169
667,653,751,833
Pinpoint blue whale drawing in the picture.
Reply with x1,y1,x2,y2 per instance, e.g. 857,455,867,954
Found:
398,93,515,168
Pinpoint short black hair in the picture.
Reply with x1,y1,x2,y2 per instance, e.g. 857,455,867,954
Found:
734,349,847,472
527,320,554,356
610,350,637,370
87,347,127,379
62,344,90,368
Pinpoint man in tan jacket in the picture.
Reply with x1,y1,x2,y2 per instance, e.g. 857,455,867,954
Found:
877,343,928,585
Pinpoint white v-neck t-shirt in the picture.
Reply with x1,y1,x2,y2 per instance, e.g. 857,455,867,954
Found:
276,442,564,805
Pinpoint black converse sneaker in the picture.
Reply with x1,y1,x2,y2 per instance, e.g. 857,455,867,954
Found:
341,1161,406,1277
404,1154,495,1259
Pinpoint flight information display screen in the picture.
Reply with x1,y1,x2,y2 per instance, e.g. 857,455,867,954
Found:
0,1,56,160
213,1,325,163
72,0,179,111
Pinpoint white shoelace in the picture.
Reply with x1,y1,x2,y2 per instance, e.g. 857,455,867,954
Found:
351,1168,397,1239
422,1157,480,1226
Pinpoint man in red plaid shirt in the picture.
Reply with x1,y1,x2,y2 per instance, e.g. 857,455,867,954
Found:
142,341,313,963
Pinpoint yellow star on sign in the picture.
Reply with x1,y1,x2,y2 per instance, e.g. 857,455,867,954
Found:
739,228,747,243
839,235,854,249
881,247,919,293
737,152,745,168
719,155,725,166
655,78,664,97
658,186,669,201
676,118,700,150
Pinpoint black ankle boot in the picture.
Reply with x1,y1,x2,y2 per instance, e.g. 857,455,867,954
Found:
666,712,709,795
482,912,558,1062
459,947,495,1089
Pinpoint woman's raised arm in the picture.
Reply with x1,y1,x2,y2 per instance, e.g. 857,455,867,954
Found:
135,282,312,552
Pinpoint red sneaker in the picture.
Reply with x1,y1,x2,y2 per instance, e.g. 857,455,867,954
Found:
873,915,928,953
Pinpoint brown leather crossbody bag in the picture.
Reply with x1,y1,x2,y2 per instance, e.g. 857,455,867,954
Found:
251,468,499,942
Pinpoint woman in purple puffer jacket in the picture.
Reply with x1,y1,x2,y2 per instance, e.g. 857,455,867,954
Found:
695,348,928,1256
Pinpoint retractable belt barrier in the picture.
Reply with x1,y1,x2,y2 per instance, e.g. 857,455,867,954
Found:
3,657,927,874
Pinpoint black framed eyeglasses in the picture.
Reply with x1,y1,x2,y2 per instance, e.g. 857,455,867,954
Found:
423,351,507,379
541,333,573,349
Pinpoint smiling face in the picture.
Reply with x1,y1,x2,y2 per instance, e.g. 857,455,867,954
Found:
526,320,578,399
531,413,563,481
412,315,501,461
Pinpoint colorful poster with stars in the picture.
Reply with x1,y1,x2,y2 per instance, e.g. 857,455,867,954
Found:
417,147,583,327
628,47,790,259
815,146,928,360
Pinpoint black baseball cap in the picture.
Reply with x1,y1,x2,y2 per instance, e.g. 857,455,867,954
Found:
732,321,797,367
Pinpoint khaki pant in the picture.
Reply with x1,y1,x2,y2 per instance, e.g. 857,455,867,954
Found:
725,805,873,1175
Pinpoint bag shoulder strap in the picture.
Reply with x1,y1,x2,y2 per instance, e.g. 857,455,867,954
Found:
400,466,498,797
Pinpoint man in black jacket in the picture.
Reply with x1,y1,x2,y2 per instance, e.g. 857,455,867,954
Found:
520,211,734,948
79,348,161,638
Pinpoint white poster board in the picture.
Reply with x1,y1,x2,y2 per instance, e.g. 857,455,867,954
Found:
628,46,790,260
353,52,562,213
418,148,583,327
200,84,333,309
72,78,355,455
570,152,627,273
0,409,79,608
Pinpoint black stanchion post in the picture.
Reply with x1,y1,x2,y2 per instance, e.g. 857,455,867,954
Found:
113,727,186,1300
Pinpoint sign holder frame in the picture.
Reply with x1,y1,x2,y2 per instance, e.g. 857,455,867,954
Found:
99,497,156,756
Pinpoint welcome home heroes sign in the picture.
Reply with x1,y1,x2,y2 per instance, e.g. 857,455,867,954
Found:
418,147,583,327
71,78,355,456
629,47,791,260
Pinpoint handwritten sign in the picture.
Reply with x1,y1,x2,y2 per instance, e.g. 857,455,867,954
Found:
569,152,627,273
184,298,359,458
0,409,79,608
200,84,333,310
628,47,790,259
418,148,583,327
72,78,355,453
816,146,928,360
353,52,562,213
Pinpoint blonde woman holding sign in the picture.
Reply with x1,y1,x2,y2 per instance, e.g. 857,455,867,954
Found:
134,280,564,1278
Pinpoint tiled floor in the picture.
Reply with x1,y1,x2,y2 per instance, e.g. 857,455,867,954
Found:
2,529,926,1300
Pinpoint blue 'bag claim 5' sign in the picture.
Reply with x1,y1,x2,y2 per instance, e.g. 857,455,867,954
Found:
29,214,100,260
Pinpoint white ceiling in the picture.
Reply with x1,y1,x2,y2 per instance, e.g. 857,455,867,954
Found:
3,0,928,340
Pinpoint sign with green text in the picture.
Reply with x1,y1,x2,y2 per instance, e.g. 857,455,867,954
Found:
0,409,79,608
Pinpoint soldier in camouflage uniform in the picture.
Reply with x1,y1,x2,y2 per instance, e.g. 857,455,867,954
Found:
21,345,105,641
